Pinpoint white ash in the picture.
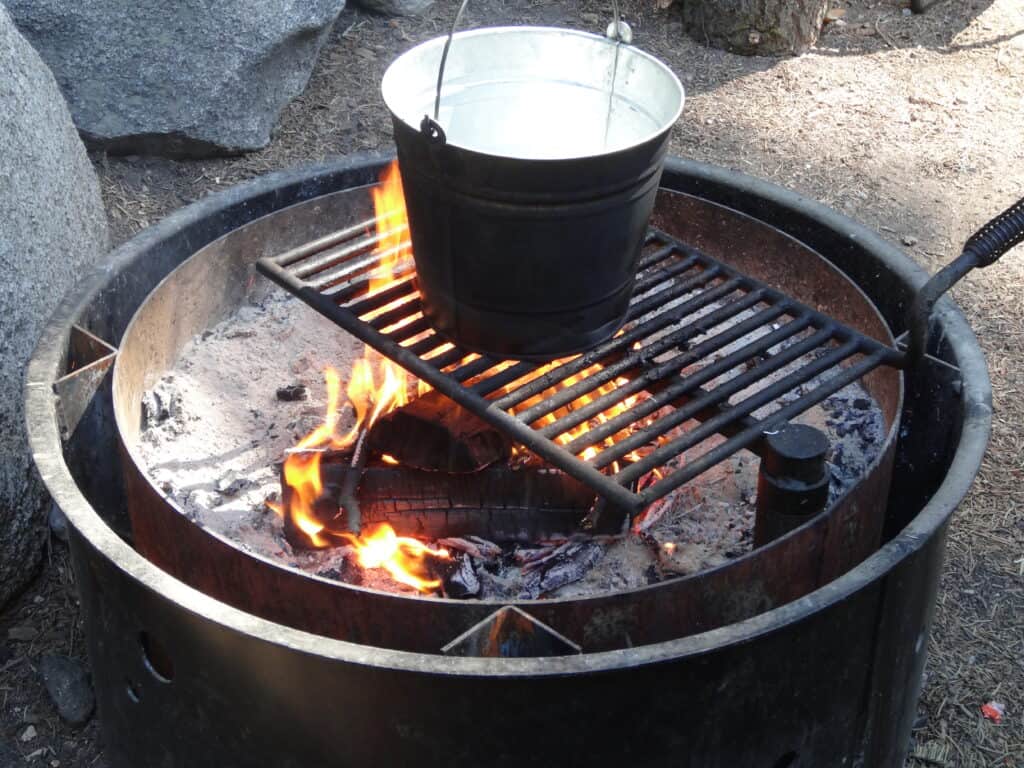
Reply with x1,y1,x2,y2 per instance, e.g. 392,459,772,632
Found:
137,288,887,600
139,288,364,559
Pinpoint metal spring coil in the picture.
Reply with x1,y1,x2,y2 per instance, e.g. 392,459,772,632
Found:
964,196,1024,267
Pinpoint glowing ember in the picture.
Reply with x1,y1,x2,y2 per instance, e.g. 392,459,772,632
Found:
342,524,450,592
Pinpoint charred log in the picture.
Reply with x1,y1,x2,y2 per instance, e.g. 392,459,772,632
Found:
367,390,511,473
279,456,610,548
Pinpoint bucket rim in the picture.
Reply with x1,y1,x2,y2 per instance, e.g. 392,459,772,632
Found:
381,25,686,162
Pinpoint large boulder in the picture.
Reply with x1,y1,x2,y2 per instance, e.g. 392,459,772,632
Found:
0,6,108,607
4,0,347,157
352,0,434,16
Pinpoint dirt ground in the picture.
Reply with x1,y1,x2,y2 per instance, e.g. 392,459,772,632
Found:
2,0,1022,765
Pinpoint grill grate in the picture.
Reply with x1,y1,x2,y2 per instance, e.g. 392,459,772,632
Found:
258,224,902,517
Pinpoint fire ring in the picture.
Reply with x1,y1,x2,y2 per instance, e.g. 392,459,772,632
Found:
25,154,992,767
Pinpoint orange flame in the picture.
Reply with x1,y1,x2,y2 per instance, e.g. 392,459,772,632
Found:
271,162,446,591
341,524,450,592
275,361,444,589
270,160,668,590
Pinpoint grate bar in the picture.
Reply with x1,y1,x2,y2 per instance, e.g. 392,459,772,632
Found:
427,344,476,370
271,219,378,268
406,329,447,357
548,305,803,446
612,338,859,481
589,325,835,468
637,243,676,270
345,272,418,317
366,296,423,331
632,253,702,293
491,270,732,412
291,226,406,279
326,265,418,305
624,263,721,323
390,315,431,345
518,286,769,427
257,225,901,516
637,349,890,504
307,243,409,291
466,360,537,392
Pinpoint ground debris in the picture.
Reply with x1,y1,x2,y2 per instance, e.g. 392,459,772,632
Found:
8,625,38,643
980,700,1005,724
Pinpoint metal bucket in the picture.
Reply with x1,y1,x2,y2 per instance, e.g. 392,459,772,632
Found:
381,22,684,359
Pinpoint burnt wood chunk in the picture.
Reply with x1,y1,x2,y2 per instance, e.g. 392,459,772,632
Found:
367,390,510,473
439,555,481,599
279,455,610,547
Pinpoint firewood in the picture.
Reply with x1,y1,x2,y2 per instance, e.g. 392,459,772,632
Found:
367,389,510,473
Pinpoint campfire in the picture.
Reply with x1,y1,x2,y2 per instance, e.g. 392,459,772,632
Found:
40,141,1007,766
236,160,894,598
269,161,674,593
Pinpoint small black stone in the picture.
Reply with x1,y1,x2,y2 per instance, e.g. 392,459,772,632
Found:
38,654,95,726
852,398,871,411
276,384,309,402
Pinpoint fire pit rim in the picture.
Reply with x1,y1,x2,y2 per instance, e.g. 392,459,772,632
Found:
24,152,992,675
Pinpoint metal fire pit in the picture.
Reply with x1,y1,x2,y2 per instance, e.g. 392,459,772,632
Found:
26,154,991,767
109,159,902,652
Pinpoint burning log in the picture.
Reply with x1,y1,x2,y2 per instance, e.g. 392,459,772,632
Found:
280,455,601,549
366,389,511,473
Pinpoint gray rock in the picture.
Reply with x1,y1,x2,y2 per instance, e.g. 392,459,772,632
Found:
0,7,108,609
48,502,69,543
352,0,434,17
6,0,347,157
39,654,96,726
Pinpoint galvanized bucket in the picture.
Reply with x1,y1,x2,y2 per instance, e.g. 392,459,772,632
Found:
381,16,684,360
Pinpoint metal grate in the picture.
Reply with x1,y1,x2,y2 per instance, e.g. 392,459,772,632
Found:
257,224,902,516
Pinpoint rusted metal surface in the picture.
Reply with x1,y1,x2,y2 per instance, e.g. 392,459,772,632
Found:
54,326,117,439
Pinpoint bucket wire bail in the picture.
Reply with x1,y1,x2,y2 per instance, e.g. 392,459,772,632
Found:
421,0,632,145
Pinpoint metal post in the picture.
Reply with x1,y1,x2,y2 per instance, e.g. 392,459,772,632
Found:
754,423,830,547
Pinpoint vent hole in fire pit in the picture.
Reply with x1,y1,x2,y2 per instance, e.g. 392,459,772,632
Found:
139,631,175,683
771,750,799,768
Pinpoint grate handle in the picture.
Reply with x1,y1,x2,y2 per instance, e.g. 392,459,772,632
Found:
906,195,1024,362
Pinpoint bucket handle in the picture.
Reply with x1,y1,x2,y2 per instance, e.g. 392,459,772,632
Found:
421,0,632,144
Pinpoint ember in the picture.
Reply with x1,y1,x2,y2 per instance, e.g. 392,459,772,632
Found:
341,523,450,592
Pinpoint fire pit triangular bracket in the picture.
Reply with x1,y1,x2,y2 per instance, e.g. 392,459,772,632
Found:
440,606,582,658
